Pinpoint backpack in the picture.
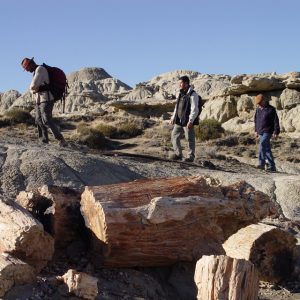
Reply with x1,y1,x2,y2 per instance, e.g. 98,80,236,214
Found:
188,90,203,124
39,63,68,112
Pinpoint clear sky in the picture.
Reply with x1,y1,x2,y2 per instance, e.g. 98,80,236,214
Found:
1,0,299,94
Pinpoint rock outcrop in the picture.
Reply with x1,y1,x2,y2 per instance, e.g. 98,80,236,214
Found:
2,67,300,133
0,90,21,114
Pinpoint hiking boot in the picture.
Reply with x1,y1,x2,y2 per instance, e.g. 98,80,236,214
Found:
183,157,194,162
169,153,182,160
266,166,277,172
59,138,68,147
256,165,265,170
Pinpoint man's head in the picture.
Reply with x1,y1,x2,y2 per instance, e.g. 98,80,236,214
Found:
179,75,190,91
255,94,267,107
21,57,36,73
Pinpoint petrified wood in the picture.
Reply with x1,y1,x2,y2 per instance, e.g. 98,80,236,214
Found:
81,175,276,267
194,255,258,300
223,223,297,283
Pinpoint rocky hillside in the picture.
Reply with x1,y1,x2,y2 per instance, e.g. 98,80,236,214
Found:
1,68,300,134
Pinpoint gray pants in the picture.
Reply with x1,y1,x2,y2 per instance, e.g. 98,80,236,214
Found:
171,124,195,159
35,102,63,143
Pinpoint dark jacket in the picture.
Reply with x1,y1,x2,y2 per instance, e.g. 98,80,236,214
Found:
254,104,280,135
174,87,200,127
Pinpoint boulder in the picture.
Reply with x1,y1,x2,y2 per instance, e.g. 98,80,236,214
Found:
200,96,238,123
273,175,300,220
0,198,54,272
0,253,36,298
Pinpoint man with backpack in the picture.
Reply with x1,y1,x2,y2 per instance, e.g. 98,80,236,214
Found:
21,57,67,146
169,75,201,162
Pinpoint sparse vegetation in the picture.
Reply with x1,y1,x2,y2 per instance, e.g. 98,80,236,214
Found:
116,123,143,139
94,123,118,138
74,123,106,149
4,108,34,125
195,119,224,141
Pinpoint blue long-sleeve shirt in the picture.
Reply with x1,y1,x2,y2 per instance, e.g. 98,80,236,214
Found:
254,104,280,135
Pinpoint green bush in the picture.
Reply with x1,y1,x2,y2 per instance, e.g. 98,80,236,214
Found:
195,119,224,141
4,108,34,125
94,123,118,138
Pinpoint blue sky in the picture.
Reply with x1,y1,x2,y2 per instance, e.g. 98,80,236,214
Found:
1,0,299,93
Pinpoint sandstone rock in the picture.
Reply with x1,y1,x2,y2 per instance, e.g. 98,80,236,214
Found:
278,106,300,132
80,175,275,267
222,116,254,133
194,255,258,300
0,253,36,297
200,96,237,123
280,88,300,109
1,144,142,197
10,91,34,111
223,223,297,283
227,74,284,95
0,198,54,271
57,269,98,300
16,185,82,249
280,71,300,89
0,90,21,114
273,175,300,220
236,94,255,117
122,71,231,101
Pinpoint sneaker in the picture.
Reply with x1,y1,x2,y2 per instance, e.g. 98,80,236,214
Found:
169,153,182,160
183,157,194,162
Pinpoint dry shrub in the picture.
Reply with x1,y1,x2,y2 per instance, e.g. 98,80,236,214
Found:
74,123,106,149
195,119,224,141
115,123,143,139
94,123,118,138
4,108,34,125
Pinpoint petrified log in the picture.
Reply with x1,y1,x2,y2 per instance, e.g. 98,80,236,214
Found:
0,253,36,297
194,255,259,300
223,223,297,283
16,185,82,249
57,269,98,300
0,198,54,271
81,175,276,267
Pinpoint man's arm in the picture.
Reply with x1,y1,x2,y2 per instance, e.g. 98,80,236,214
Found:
30,66,47,93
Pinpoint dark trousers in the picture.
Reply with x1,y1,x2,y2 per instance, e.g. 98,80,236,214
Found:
35,102,63,143
259,133,275,169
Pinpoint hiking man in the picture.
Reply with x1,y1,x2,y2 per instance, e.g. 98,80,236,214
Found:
169,75,200,162
254,94,280,172
21,57,67,146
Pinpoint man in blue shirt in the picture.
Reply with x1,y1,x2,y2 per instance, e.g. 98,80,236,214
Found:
254,94,280,172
